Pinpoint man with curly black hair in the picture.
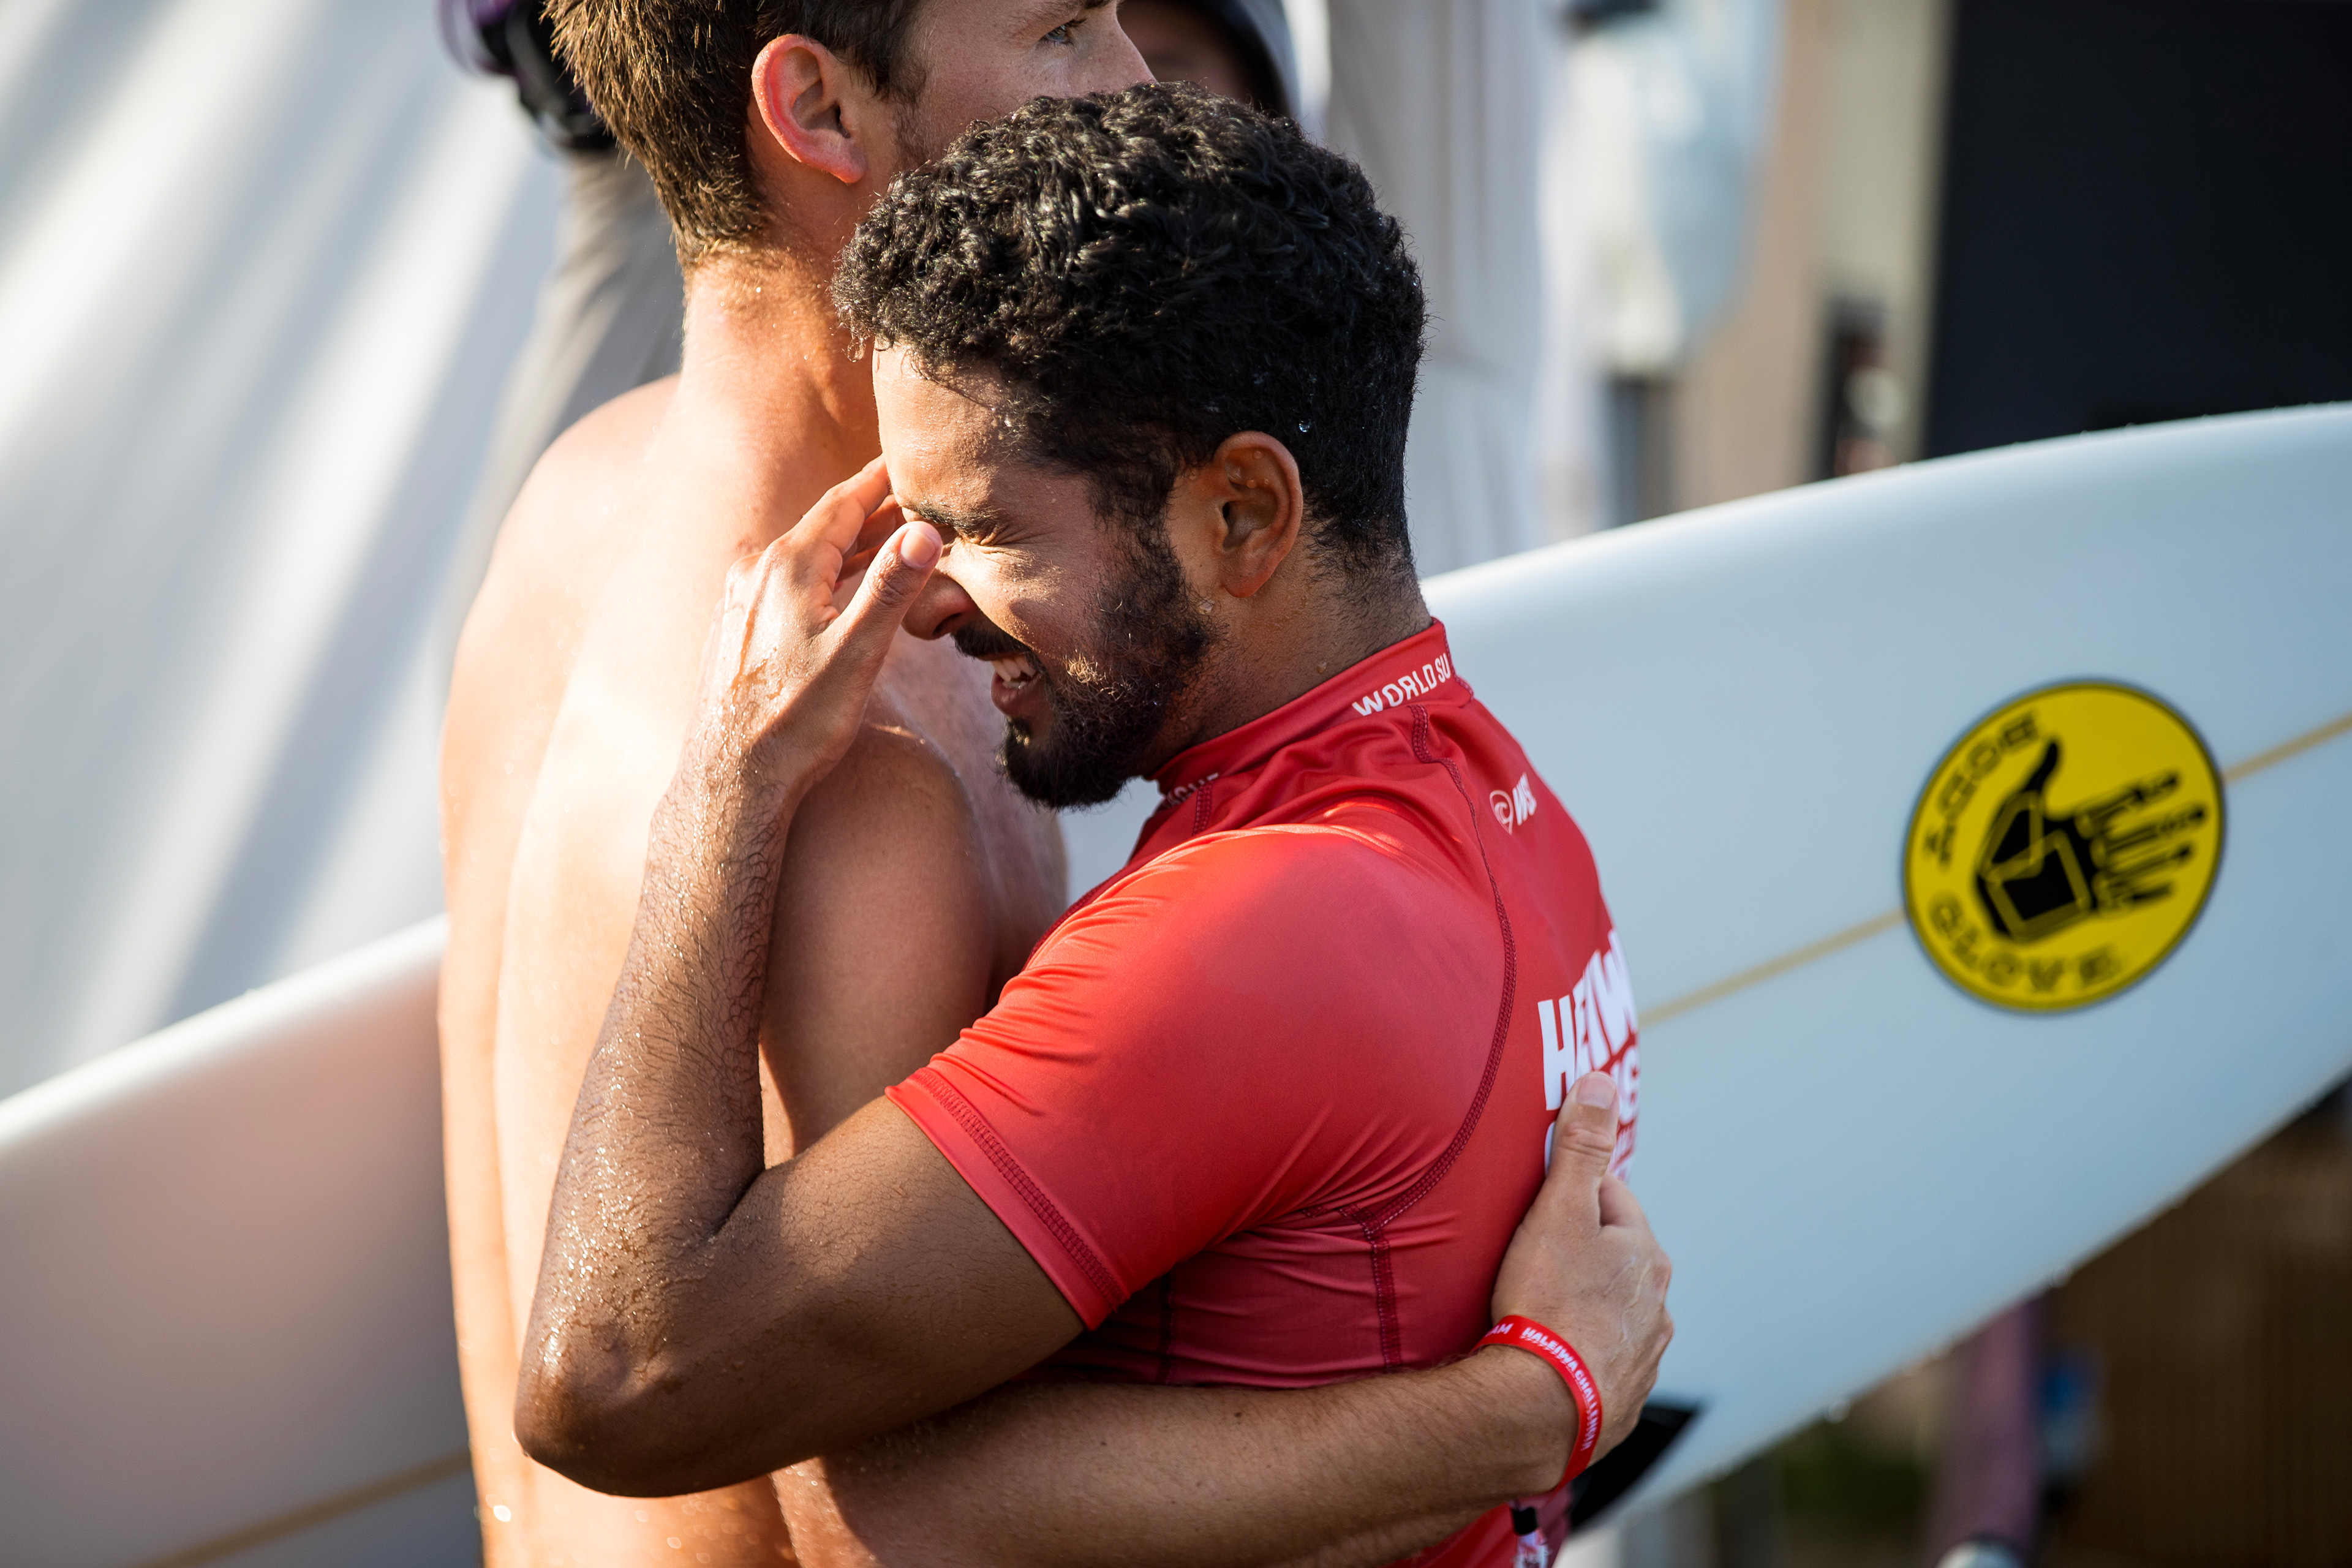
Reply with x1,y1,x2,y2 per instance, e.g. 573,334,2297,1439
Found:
521,86,1672,1568
442,1,1676,1562
827,80,1425,809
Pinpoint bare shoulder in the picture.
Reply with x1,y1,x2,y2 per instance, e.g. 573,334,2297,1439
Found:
442,376,682,1013
872,638,1068,975
496,379,674,560
790,690,993,910
455,379,676,704
759,687,1004,1148
443,380,675,826
792,638,1053,912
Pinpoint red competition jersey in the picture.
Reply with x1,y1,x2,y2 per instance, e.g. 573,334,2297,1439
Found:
887,624,1638,1566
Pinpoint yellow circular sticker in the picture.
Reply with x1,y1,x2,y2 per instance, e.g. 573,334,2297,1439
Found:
1904,682,2223,1011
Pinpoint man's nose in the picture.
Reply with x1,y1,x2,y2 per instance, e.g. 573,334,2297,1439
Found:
1092,17,1154,92
901,567,978,641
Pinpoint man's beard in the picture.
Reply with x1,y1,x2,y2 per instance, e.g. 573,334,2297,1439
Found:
954,527,1216,809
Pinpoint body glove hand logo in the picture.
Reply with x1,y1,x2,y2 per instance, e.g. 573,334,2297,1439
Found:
1904,682,2223,1011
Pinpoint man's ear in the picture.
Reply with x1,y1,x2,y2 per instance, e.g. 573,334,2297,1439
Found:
1191,433,1306,600
750,34,889,186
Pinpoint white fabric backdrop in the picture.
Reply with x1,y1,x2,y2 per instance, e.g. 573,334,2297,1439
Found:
1324,0,1551,577
0,0,557,1097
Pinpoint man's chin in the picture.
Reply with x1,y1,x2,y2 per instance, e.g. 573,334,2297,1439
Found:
1000,723,1142,810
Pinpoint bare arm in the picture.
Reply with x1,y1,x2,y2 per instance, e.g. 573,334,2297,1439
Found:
759,719,1668,1566
520,466,1671,1562
519,466,1079,1488
790,1354,1561,1568
444,388,797,1567
783,1080,1668,1568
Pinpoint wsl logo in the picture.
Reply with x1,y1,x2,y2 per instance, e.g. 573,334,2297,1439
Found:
1491,773,1537,834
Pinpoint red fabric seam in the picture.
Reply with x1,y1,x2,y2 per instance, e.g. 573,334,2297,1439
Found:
1336,704,1525,1372
910,1067,1125,1315
1376,704,1519,1230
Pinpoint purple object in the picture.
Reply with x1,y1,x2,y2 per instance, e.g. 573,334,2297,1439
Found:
435,0,611,151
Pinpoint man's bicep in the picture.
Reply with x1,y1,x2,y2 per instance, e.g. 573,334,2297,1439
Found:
718,1096,1083,1466
761,723,996,1152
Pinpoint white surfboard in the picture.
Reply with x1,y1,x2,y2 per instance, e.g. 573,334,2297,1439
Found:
1430,402,2352,1510
4,407,2347,1562
0,922,469,1568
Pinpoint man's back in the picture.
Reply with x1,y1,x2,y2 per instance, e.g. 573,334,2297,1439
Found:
440,379,1064,1566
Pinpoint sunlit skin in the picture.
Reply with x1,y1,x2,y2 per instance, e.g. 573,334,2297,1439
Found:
445,4,1666,1567
443,8,1142,1566
510,437,1673,1559
872,348,1428,774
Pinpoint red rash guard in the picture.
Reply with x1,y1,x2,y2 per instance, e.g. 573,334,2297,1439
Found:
888,624,1638,1565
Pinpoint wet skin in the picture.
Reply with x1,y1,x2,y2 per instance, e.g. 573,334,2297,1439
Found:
446,7,1672,1568
868,349,1422,781
511,368,1674,1562
443,6,1143,1564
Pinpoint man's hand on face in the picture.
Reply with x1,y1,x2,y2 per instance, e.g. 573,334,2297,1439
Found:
684,455,940,810
1488,1072,1674,1461
519,458,1050,1495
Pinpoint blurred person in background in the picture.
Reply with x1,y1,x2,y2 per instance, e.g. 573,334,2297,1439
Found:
440,6,1662,1567
1929,1301,2043,1568
1121,0,1298,112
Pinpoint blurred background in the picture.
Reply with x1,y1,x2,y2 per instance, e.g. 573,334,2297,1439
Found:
1,0,2348,1562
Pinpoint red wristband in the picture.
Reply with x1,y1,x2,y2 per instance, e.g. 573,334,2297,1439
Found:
1477,1314,1604,1486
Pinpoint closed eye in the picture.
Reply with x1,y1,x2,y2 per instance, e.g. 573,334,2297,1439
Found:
902,499,1019,549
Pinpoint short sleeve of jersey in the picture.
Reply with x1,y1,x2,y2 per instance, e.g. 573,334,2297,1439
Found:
886,822,1491,1326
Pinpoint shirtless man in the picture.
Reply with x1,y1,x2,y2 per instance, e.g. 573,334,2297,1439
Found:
442,7,1667,1565
513,82,1672,1567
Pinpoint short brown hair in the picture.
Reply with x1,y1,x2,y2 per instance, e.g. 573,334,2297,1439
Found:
551,0,929,265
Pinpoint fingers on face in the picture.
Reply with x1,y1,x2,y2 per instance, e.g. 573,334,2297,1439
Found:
848,522,940,621
801,459,897,552
853,495,908,561
813,522,937,684
893,518,941,571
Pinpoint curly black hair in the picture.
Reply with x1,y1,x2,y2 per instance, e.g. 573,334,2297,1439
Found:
834,82,1427,584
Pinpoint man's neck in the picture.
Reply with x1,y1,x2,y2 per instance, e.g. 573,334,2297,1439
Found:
1153,584,1434,771
661,251,881,530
